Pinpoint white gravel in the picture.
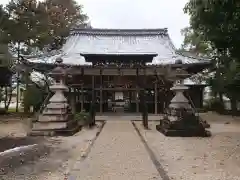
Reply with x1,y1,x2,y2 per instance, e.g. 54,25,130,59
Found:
69,121,161,180
135,116,240,180
1,123,102,180
3,112,240,180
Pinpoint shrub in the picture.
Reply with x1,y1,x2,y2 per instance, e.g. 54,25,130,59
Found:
74,110,90,126
0,108,7,115
206,98,224,112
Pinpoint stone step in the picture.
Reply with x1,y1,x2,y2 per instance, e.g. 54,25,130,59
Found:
32,120,75,131
42,109,68,115
46,103,69,109
38,114,73,122
29,124,81,136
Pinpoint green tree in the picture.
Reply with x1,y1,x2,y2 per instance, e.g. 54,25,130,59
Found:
184,0,240,112
3,0,43,112
2,0,89,54
185,0,240,60
1,0,89,112
2,0,88,53
180,27,212,57
23,83,47,113
0,43,13,112
40,0,88,50
179,26,214,84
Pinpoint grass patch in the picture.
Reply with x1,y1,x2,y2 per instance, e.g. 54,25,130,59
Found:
7,108,24,113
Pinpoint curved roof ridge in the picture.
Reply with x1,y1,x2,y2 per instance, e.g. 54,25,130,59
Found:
175,51,211,61
70,28,169,36
21,49,62,59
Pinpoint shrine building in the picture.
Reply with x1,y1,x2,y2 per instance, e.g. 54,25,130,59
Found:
24,28,211,115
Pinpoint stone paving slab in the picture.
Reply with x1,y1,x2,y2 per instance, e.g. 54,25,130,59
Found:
69,121,161,180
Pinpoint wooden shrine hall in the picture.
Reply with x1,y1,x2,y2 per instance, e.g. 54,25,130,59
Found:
23,28,211,115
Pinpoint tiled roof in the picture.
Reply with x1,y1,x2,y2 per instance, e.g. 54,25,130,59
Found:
27,28,211,65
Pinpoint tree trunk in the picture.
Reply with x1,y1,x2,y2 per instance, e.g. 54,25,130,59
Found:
23,90,30,113
230,98,237,114
24,71,30,113
16,41,20,112
4,86,13,111
219,92,224,105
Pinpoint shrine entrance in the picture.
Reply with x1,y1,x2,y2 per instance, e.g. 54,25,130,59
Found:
20,28,211,135
103,90,132,113
74,53,160,129
65,53,206,129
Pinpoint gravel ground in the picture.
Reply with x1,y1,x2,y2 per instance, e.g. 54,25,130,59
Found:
69,121,160,180
0,118,45,153
135,112,240,180
2,113,240,180
0,118,27,138
0,118,103,180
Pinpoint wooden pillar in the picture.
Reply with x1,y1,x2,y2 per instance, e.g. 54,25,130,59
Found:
136,65,148,128
89,75,95,127
76,89,79,103
92,75,95,102
100,90,103,113
142,67,148,129
136,92,139,113
154,82,158,114
81,86,84,111
136,68,139,113
129,90,131,112
71,88,76,114
100,69,103,114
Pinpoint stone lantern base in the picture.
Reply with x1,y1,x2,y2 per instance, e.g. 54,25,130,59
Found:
156,81,211,137
156,110,211,137
28,90,81,136
29,114,80,136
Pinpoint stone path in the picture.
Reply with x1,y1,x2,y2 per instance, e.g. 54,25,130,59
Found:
69,121,161,180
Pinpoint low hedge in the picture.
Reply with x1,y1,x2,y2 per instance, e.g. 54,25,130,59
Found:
74,111,91,126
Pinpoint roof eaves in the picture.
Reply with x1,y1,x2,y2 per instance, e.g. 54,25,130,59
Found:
80,52,158,56
21,50,63,60
175,51,212,62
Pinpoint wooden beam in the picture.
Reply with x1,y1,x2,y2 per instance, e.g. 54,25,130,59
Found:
67,66,167,76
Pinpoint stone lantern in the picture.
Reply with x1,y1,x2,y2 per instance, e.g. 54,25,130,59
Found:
156,67,211,137
29,58,79,136
169,82,191,110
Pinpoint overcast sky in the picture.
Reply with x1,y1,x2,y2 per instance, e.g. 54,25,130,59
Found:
1,0,190,48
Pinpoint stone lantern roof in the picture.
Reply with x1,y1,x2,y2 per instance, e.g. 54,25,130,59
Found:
48,58,66,77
